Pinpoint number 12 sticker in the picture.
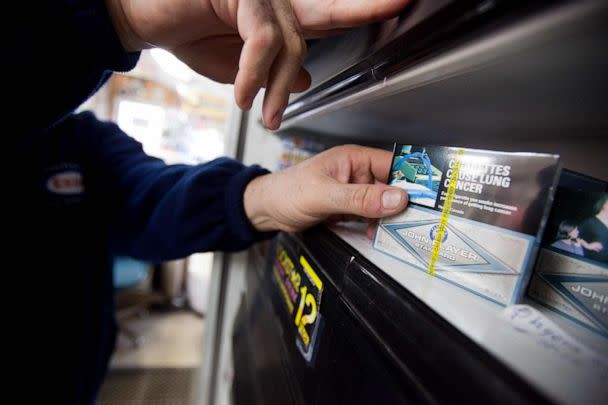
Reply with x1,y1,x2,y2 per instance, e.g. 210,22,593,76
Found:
295,255,324,362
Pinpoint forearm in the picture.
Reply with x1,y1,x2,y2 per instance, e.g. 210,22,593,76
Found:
244,173,279,232
109,160,273,260
76,112,273,258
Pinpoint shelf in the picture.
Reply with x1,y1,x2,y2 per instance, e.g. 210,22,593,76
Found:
326,222,607,405
279,1,608,179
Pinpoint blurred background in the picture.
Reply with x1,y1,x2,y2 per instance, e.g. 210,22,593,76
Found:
84,48,332,405
83,49,231,404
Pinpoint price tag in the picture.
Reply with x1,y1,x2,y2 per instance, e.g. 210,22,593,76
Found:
272,243,324,362
294,255,323,360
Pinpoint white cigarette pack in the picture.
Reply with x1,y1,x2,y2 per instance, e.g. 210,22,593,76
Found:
374,144,560,305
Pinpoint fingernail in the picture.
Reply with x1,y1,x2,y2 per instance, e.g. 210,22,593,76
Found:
271,109,284,128
243,95,253,110
382,189,403,209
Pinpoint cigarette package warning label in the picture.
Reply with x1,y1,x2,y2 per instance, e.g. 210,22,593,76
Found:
527,171,607,337
374,144,560,305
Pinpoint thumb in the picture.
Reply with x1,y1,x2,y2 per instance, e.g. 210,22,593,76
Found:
325,184,408,218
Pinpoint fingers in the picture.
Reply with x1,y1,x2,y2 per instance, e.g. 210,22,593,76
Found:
322,183,408,218
234,0,283,110
234,0,408,126
263,0,309,129
234,0,310,128
294,0,410,34
235,44,309,112
291,67,312,93
326,145,394,183
351,147,394,183
234,27,282,110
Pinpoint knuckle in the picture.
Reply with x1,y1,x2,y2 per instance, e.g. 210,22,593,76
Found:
287,37,307,58
255,24,282,49
329,144,358,162
344,144,361,153
285,37,307,62
352,186,377,214
335,144,357,154
330,144,350,155
284,224,300,233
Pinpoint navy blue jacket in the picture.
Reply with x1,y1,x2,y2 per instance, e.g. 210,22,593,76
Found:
12,1,271,403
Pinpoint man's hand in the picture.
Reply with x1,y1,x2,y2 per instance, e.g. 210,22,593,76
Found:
106,0,409,129
244,145,408,235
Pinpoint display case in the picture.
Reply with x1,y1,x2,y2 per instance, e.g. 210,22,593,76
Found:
232,231,555,404
200,1,608,404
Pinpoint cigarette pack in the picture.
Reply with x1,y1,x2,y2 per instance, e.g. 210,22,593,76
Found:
373,144,560,305
527,170,608,336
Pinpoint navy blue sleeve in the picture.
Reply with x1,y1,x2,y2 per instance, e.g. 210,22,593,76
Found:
14,2,276,258
12,1,139,138
63,112,275,260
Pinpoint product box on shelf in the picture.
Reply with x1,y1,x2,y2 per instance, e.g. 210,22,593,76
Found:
527,170,608,336
373,144,561,305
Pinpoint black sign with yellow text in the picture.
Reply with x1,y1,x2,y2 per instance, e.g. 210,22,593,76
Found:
272,243,324,362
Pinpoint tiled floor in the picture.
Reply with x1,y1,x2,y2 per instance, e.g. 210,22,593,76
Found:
99,368,198,405
111,309,205,369
99,309,205,404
